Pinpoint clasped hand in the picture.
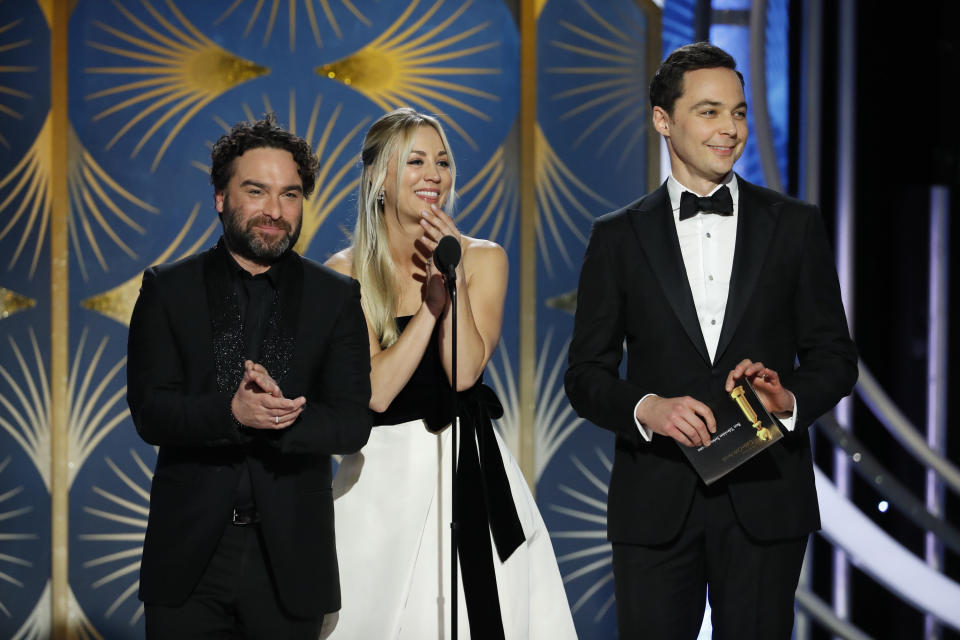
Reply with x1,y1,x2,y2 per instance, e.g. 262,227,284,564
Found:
636,358,793,448
231,360,305,429
419,204,463,318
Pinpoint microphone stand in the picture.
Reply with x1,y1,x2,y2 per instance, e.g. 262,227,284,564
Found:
446,268,460,640
434,234,463,639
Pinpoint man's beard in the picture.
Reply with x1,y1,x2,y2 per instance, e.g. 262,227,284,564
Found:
221,196,301,264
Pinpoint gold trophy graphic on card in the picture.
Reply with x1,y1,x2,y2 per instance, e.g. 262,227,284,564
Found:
679,378,783,484
730,384,773,441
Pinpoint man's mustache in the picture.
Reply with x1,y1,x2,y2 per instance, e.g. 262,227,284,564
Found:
246,215,292,233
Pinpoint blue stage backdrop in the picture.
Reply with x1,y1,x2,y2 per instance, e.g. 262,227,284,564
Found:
0,1,52,636
0,1,793,638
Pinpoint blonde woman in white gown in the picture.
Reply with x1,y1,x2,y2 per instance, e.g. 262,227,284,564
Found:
322,108,577,640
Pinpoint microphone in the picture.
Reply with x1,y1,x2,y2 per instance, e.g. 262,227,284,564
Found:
433,235,461,280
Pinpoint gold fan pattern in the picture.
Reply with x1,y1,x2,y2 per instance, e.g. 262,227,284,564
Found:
1,1,670,636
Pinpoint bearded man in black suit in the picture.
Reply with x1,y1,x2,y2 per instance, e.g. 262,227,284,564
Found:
565,43,857,639
127,115,371,638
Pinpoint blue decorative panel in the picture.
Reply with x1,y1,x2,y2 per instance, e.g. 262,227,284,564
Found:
0,1,51,635
537,1,656,636
1,1,804,636
61,0,519,635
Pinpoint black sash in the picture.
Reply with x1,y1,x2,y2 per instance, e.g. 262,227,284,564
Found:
454,384,526,639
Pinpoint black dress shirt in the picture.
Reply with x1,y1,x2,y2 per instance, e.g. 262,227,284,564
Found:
225,250,291,511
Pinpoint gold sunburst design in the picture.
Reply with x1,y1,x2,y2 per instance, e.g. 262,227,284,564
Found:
484,342,519,456
456,142,519,249
0,16,37,151
0,116,161,280
5,582,49,639
0,329,50,489
69,126,159,281
194,93,369,254
36,2,53,28
216,0,371,50
36,0,81,28
82,202,218,326
0,456,39,622
0,114,51,277
81,276,143,328
317,0,500,150
77,450,151,626
67,328,132,486
545,288,577,314
0,287,37,319
0,325,135,489
0,327,50,491
69,586,104,640
288,93,369,253
534,327,584,480
484,328,584,480
550,449,615,620
85,0,269,171
536,124,614,276
11,582,104,640
545,0,647,167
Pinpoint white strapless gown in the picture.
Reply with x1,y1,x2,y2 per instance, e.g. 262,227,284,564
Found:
321,418,578,639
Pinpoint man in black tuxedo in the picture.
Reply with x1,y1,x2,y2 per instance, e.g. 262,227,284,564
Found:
127,116,371,638
565,43,857,638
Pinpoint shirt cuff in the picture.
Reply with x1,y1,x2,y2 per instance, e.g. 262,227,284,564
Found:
634,392,796,439
773,392,798,431
633,394,658,442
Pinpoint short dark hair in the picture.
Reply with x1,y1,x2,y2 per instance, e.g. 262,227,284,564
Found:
649,42,744,115
210,114,319,198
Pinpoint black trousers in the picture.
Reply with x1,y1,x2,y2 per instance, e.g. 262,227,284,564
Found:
144,523,321,640
612,481,808,640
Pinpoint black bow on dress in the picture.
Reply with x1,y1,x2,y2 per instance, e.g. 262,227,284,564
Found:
454,384,526,640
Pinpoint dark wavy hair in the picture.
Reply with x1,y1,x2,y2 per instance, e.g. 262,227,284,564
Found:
210,114,319,198
649,42,744,115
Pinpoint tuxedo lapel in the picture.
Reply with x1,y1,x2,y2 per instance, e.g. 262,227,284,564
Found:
714,178,778,363
628,184,712,366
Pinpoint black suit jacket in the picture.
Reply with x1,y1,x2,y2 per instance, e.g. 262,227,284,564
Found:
565,177,857,545
127,240,372,617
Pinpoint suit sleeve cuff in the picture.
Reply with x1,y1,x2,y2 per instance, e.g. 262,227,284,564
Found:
633,394,658,442
774,392,798,431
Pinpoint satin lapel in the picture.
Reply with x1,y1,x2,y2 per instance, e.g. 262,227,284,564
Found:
260,254,302,386
204,242,246,395
714,179,778,364
628,184,711,366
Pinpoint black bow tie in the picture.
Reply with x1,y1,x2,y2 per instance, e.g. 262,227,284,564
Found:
678,185,733,221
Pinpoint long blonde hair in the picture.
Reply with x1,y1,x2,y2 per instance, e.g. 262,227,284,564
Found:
352,108,458,347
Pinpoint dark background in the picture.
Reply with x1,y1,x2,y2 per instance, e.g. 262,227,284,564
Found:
794,0,960,637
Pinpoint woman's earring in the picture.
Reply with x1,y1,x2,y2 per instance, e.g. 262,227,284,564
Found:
377,188,385,206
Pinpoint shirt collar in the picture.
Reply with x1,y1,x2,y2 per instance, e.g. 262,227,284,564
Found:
667,173,739,217
221,237,289,288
